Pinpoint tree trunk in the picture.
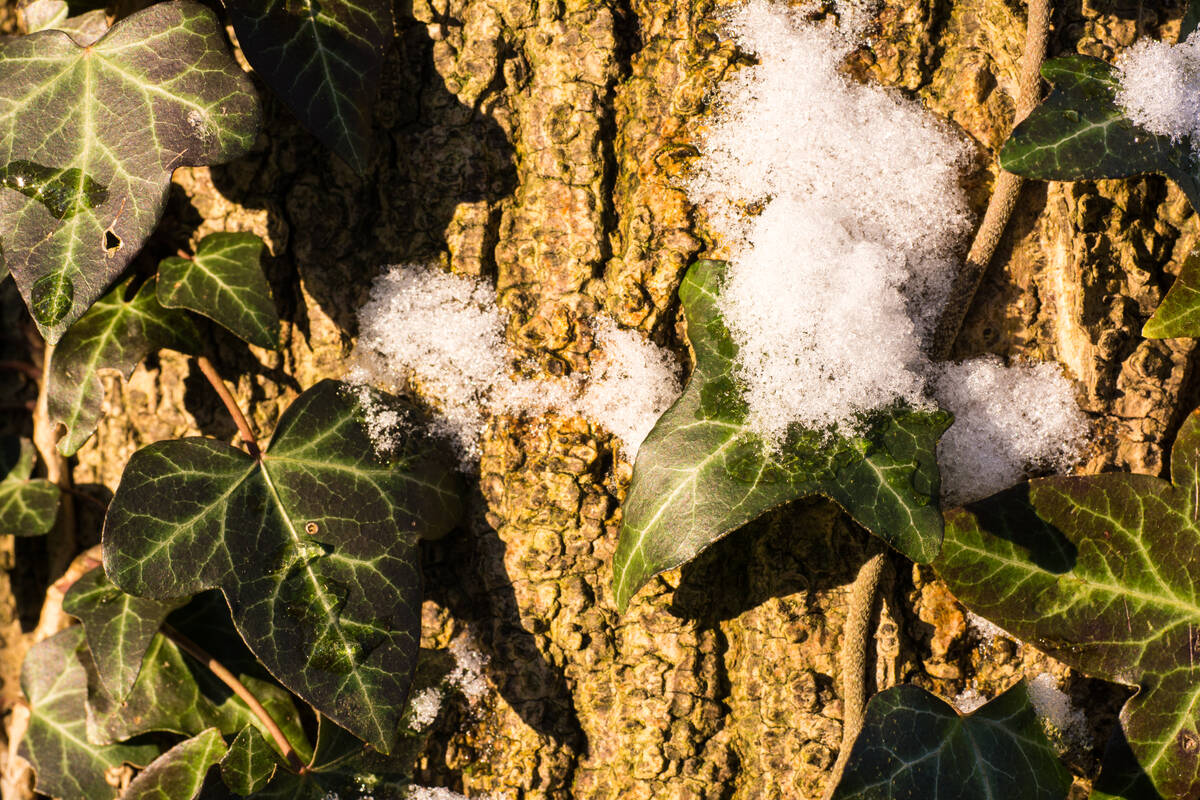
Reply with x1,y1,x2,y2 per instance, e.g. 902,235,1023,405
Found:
8,0,1200,797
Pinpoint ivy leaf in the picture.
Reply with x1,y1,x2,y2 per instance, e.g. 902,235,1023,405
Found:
48,276,199,457
224,0,394,172
220,726,279,796
17,628,159,800
103,380,463,753
0,436,60,536
0,0,261,342
1000,56,1200,209
157,232,281,350
121,728,227,800
1091,728,1165,800
19,0,108,44
1142,248,1200,338
63,567,185,702
612,260,949,610
830,682,1070,800
1184,0,1200,40
936,406,1200,799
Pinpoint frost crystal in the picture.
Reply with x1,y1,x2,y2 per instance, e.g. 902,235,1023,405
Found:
407,687,443,731
352,266,679,468
447,636,489,704
953,687,987,714
1116,32,1200,145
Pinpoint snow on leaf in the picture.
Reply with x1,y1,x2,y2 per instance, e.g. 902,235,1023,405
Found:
102,380,463,753
0,0,261,341
936,406,1200,799
224,0,393,172
612,260,948,611
0,436,60,536
157,232,281,350
830,682,1070,800
17,628,159,800
47,276,199,457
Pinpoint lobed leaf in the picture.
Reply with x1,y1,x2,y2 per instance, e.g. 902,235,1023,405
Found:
48,276,199,457
63,567,185,701
121,728,227,800
612,260,948,610
158,232,281,350
220,726,279,795
17,628,159,800
830,682,1070,800
224,0,394,172
0,436,60,536
0,0,261,341
936,406,1200,798
103,380,463,753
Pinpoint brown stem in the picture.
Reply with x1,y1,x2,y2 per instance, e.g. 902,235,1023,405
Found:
931,0,1053,361
823,550,888,800
30,342,76,600
196,356,260,459
175,249,194,261
162,625,306,773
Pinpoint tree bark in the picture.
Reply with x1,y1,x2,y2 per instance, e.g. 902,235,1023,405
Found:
11,0,1200,797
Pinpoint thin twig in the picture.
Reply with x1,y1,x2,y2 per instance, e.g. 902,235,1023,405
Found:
823,551,888,800
162,624,306,773
30,342,75,602
931,0,1053,360
195,356,260,458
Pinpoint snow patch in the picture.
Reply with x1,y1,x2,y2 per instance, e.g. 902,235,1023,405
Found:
953,687,988,714
1028,673,1088,748
407,687,443,731
447,636,490,704
352,266,679,468
933,357,1089,505
1116,32,1200,146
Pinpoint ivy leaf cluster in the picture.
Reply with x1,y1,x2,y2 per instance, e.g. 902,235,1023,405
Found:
0,436,60,535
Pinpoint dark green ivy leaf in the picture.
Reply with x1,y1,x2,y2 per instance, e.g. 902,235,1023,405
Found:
17,628,159,800
19,0,108,45
1091,727,1165,800
612,260,949,610
224,0,394,172
63,567,185,702
220,726,279,796
830,682,1070,800
1183,0,1200,40
1000,56,1200,209
121,728,227,800
0,0,262,342
48,276,199,457
0,436,60,536
104,380,463,753
158,232,281,350
936,406,1200,799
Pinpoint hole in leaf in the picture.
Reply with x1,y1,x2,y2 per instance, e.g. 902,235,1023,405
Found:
104,230,121,252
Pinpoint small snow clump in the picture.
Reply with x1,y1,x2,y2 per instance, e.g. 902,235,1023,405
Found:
1116,32,1200,145
1028,672,1089,749
953,687,987,714
447,636,490,704
407,687,443,731
352,266,679,467
933,357,1089,505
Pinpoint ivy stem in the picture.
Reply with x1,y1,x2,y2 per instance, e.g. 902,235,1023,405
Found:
931,0,1052,361
161,624,307,774
823,550,887,800
31,341,76,592
196,356,261,459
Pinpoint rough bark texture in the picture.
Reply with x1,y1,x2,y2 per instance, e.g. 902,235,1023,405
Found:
4,0,1200,797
